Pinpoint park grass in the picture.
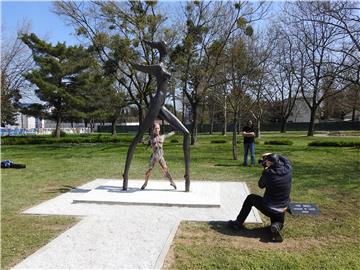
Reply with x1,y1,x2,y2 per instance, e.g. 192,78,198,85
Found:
1,132,360,269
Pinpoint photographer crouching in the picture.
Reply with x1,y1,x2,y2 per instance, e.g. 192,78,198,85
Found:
228,153,292,242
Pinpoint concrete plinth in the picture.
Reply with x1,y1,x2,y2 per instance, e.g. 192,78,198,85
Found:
73,180,220,208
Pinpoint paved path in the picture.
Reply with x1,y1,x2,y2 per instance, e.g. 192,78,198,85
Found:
13,179,261,269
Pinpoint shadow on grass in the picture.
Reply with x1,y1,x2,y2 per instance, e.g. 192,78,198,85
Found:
208,221,273,243
214,164,240,167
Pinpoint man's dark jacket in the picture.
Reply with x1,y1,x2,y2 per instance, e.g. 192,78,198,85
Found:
258,155,292,209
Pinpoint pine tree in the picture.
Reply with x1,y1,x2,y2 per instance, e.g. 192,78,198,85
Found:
22,33,94,138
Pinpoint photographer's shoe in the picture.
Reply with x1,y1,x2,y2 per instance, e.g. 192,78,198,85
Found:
227,220,244,230
270,223,283,243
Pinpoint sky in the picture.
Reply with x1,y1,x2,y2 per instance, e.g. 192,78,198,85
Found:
1,1,78,45
1,1,281,46
1,0,280,104
1,1,182,45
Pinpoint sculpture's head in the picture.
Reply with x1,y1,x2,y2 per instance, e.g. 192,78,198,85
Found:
144,40,168,62
152,122,161,136
160,40,167,47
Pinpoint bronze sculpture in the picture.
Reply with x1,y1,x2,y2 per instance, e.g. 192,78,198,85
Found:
123,41,190,191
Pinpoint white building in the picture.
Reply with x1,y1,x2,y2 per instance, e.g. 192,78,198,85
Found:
343,110,360,122
287,98,319,123
12,113,44,129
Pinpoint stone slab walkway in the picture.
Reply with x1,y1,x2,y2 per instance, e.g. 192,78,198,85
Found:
13,179,262,270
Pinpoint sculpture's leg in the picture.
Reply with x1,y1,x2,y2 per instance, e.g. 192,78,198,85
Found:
183,133,190,191
142,155,156,190
123,132,146,190
159,158,176,190
123,106,161,190
159,106,191,191
142,168,152,190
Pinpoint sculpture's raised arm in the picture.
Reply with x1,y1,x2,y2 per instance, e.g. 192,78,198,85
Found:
130,62,161,77
143,40,167,62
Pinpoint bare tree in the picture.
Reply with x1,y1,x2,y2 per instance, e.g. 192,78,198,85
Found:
268,22,301,133
1,23,34,126
53,1,169,125
247,31,277,138
221,38,260,160
342,84,360,121
285,1,355,136
172,1,270,145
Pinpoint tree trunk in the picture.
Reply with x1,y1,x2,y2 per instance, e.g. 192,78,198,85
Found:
257,118,261,139
172,87,177,117
238,111,242,135
222,99,227,136
138,104,143,126
199,102,205,133
280,117,287,133
111,119,117,136
352,108,356,122
232,116,238,160
209,107,214,135
55,116,61,139
307,108,317,136
182,90,185,124
90,118,95,133
191,102,198,145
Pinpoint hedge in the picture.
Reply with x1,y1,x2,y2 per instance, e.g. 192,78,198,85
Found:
308,141,360,147
264,140,293,145
210,139,227,144
1,134,133,145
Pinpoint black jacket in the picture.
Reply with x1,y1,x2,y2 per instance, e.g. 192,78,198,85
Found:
258,155,292,209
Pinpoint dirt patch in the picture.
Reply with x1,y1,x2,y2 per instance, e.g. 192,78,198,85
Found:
163,220,358,269
162,242,176,270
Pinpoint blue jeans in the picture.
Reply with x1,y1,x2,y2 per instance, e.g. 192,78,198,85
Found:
243,142,255,166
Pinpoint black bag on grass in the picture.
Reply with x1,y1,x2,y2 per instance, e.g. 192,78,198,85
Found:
1,160,26,169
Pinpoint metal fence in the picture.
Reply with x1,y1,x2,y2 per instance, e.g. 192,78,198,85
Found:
97,121,360,133
0,127,92,136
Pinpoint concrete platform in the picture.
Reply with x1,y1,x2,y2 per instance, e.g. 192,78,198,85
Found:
14,179,262,269
73,180,221,208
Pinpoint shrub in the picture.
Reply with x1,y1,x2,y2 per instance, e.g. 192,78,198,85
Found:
308,141,360,147
1,134,129,145
210,140,227,144
264,140,293,145
237,140,260,144
51,129,66,137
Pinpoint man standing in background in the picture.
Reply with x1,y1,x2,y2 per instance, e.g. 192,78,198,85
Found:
242,120,256,166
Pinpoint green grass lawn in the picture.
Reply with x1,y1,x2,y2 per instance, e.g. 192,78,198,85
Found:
1,132,360,269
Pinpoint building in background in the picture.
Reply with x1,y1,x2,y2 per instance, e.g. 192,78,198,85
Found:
287,98,320,123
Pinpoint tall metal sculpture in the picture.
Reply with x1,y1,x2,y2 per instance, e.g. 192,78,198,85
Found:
123,41,191,191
